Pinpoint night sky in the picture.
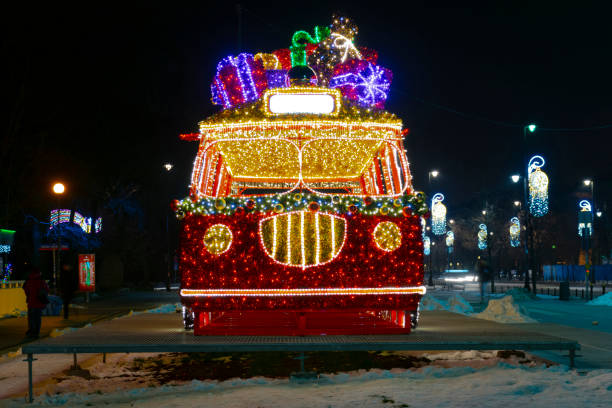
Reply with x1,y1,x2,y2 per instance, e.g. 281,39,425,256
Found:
3,2,612,238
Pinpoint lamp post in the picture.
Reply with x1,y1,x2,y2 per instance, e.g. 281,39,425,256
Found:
426,170,439,286
52,182,65,291
163,163,173,291
578,200,594,298
583,179,597,294
518,124,537,291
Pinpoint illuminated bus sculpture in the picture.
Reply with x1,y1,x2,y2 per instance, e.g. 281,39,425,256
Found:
174,16,427,335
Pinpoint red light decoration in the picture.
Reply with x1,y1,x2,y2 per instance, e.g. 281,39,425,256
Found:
180,212,423,311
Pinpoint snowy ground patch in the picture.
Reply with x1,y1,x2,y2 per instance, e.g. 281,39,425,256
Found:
3,359,610,407
587,292,612,306
473,296,537,323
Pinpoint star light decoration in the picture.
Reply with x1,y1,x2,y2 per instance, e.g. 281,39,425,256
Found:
477,223,487,250
309,15,362,86
431,193,447,236
528,155,549,217
509,217,520,247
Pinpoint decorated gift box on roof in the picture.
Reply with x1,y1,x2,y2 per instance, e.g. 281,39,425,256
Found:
210,14,392,110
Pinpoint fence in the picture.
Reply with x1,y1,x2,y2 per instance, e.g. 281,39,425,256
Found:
543,265,612,282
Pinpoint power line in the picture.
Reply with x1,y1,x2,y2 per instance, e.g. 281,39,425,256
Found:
402,90,612,132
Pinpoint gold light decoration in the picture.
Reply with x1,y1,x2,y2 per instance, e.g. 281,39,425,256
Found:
203,224,233,255
259,211,346,267
373,221,402,252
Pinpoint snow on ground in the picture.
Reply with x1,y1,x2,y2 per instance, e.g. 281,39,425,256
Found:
420,293,473,314
587,292,612,306
2,359,610,407
115,303,181,319
472,296,536,323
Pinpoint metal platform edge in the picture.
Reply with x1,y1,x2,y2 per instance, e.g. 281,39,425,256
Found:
22,340,580,354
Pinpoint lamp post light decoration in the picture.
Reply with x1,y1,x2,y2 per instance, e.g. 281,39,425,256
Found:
578,200,593,237
431,193,446,235
423,235,431,256
445,230,454,249
509,217,520,247
477,223,487,250
528,155,549,217
445,230,454,269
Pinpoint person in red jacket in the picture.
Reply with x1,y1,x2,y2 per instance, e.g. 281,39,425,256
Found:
22,266,49,339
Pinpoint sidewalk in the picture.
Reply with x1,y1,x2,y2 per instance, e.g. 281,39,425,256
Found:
427,285,612,369
0,290,180,354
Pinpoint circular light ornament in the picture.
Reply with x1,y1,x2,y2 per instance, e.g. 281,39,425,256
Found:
373,221,402,252
203,224,233,255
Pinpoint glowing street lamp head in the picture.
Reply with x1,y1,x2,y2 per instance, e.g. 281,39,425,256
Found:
514,201,521,207
52,183,65,195
583,179,592,186
430,170,439,178
482,210,487,216
527,124,536,133
511,174,520,183
164,163,174,172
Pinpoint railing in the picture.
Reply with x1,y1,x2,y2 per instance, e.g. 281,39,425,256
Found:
432,279,609,299
0,280,24,289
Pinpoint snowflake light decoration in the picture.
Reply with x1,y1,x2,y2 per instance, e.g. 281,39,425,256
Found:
329,59,392,109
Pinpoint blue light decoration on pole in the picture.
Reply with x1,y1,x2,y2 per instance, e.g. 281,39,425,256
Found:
477,224,487,250
431,193,446,235
528,155,549,217
578,200,593,237
509,217,520,247
445,230,454,251
423,235,431,256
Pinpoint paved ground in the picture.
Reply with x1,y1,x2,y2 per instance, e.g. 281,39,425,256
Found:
0,290,180,354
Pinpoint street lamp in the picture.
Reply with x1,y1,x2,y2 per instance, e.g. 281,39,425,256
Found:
514,201,521,207
511,174,520,183
52,183,65,194
52,182,65,291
